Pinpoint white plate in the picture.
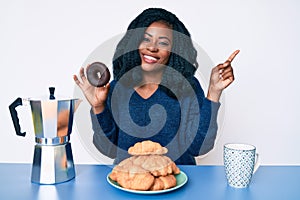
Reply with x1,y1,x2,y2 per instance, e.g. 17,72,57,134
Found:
107,171,188,194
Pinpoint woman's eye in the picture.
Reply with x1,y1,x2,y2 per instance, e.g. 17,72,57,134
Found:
142,37,150,42
159,41,169,46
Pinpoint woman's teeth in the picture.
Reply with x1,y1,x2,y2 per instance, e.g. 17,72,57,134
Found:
144,55,158,61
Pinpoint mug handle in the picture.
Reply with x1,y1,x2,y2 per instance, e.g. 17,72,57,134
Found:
253,153,260,173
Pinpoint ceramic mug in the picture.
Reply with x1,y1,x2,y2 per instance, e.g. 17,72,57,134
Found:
223,143,260,188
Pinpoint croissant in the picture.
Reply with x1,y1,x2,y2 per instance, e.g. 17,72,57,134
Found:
128,140,168,155
150,175,177,191
109,140,180,191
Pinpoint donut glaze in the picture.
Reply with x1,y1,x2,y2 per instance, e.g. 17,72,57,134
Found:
86,62,110,87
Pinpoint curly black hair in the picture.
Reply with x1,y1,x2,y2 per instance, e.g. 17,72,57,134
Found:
112,7,199,98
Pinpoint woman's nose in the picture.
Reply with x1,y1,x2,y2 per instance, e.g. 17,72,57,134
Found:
146,42,158,52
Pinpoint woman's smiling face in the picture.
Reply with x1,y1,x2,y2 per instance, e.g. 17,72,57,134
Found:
138,21,173,73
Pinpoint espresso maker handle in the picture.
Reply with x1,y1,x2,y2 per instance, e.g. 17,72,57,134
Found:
9,97,26,137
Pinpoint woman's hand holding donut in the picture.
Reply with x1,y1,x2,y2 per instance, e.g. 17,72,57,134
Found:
207,50,240,102
73,66,110,114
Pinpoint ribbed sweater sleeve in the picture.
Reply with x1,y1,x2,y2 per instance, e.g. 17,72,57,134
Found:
176,77,220,158
91,82,119,158
191,98,220,156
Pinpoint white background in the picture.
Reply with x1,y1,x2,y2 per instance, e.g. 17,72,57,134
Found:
1,0,299,165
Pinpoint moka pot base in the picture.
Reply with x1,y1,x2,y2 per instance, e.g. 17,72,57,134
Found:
31,141,75,184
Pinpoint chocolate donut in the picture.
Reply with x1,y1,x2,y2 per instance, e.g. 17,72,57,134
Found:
86,62,110,87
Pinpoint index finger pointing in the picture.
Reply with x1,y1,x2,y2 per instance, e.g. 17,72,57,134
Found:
227,49,240,62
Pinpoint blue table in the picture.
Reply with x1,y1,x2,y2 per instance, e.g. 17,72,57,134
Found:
0,164,299,200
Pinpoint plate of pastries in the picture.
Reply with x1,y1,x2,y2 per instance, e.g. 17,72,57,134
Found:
107,140,188,194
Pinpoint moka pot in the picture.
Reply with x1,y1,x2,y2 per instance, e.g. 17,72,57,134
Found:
9,87,81,184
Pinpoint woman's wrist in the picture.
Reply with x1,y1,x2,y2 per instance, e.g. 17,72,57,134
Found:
207,86,222,103
92,104,106,114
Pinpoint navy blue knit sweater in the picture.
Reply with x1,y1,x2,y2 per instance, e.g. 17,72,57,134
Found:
91,77,220,165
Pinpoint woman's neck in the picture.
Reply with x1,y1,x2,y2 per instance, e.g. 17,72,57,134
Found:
134,71,163,99
140,70,163,85
134,83,159,99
